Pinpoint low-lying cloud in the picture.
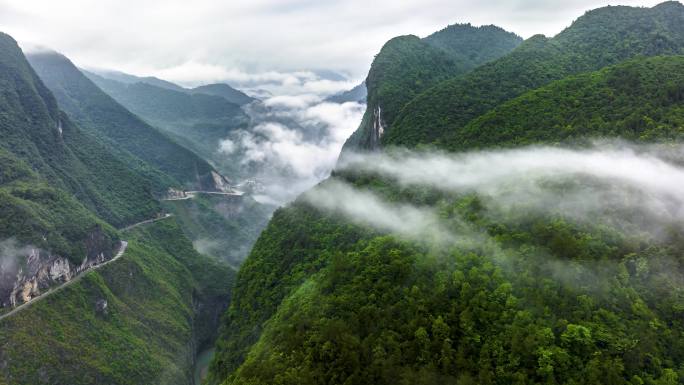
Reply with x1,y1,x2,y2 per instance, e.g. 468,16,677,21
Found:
304,180,456,245
298,142,684,291
220,96,365,205
339,142,684,235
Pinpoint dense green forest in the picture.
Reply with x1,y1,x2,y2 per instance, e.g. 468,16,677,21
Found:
343,24,521,150
0,32,157,252
0,220,234,385
0,31,235,384
211,3,684,385
27,52,223,192
85,71,250,169
0,148,118,264
385,1,684,148
455,56,684,150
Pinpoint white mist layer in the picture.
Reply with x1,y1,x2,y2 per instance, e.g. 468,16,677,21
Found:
304,180,455,245
339,143,684,231
221,98,365,205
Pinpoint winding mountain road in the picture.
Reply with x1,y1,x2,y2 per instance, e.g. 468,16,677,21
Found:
162,190,244,201
0,214,174,322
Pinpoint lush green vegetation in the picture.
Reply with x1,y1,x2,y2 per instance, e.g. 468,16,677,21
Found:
424,24,523,72
455,56,684,150
385,2,684,148
211,3,684,385
27,52,222,192
0,220,234,385
0,33,158,232
85,71,249,168
190,83,255,106
213,173,684,385
0,148,118,264
162,195,274,267
0,32,235,385
344,25,521,150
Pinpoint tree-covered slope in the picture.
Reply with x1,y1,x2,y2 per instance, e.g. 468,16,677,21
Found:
0,147,118,266
325,82,367,104
454,56,684,150
0,220,234,385
162,194,274,268
0,33,159,228
0,31,236,384
213,171,684,385
343,24,521,151
84,71,249,164
386,1,684,148
190,83,255,106
424,24,525,72
26,51,224,192
209,15,684,385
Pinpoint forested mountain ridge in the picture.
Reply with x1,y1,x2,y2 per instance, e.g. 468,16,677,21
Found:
386,1,684,148
0,220,234,385
190,83,255,106
455,56,684,150
209,4,684,385
27,51,229,192
0,33,159,229
325,82,367,104
89,68,254,105
0,32,235,384
342,24,522,151
84,70,250,171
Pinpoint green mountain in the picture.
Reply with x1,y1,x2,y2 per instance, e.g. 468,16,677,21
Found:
87,69,187,92
325,82,367,104
26,52,227,192
455,56,684,149
385,1,684,149
0,32,234,384
190,83,255,106
0,34,159,230
343,24,522,151
0,219,234,385
84,71,250,168
208,4,684,385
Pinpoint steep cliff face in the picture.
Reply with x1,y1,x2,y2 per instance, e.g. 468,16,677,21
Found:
27,50,233,194
341,25,522,153
0,220,234,385
0,229,118,309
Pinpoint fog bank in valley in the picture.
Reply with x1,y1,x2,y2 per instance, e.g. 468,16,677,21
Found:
220,94,365,205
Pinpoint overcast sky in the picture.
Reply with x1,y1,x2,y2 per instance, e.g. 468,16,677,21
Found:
0,0,664,87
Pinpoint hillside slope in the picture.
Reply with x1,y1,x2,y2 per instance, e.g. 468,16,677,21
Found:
0,220,233,385
209,20,684,385
27,52,226,192
190,83,255,106
0,33,160,228
84,71,249,165
387,1,684,148
0,32,235,384
343,24,522,151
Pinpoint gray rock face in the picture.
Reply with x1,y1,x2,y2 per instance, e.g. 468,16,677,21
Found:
95,298,108,315
2,249,72,308
0,240,116,309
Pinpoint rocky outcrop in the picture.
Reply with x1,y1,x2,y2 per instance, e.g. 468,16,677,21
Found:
5,250,72,307
0,230,117,309
210,171,233,193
